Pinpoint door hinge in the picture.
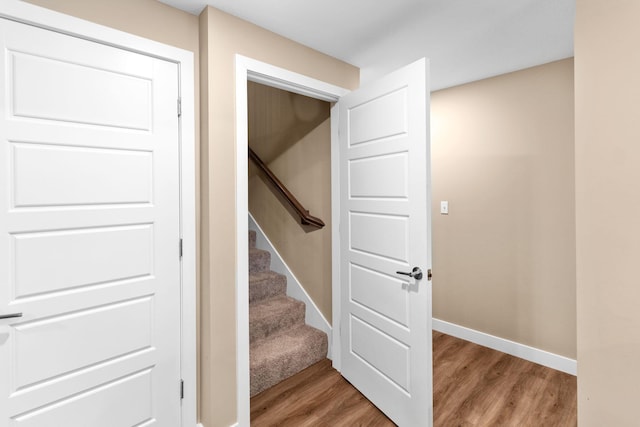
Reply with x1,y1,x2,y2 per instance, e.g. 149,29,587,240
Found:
180,379,184,399
179,238,183,258
177,97,182,117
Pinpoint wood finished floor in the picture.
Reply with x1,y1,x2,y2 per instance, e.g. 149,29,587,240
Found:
250,331,577,426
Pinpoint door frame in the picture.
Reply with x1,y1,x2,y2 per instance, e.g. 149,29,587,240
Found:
0,2,197,426
234,55,349,426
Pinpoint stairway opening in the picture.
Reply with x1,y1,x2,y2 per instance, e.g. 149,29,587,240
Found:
247,82,333,402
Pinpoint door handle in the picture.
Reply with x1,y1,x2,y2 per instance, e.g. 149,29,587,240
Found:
0,312,22,320
396,267,423,280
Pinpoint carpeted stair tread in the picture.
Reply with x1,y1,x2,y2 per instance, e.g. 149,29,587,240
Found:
248,229,329,397
249,271,286,303
249,247,270,273
250,324,328,396
249,295,305,343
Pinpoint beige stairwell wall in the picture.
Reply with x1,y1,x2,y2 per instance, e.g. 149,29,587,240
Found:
575,1,640,424
248,82,333,323
431,58,576,359
199,7,359,426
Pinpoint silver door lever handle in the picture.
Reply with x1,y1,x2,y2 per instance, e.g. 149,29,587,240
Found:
396,267,423,280
0,313,23,320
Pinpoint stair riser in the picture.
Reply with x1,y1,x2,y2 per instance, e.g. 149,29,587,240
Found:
249,230,256,249
250,300,305,344
250,327,327,397
249,249,270,273
249,274,286,303
249,279,287,304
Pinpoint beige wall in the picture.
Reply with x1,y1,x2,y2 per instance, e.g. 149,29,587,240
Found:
199,7,359,426
25,0,199,54
248,83,333,321
431,58,576,358
575,1,640,425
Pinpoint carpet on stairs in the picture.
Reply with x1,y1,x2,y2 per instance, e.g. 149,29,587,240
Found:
248,230,328,397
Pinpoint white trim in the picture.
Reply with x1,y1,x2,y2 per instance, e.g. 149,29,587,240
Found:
432,318,577,376
330,103,342,372
178,44,197,427
235,54,349,427
1,2,197,426
248,214,333,357
242,57,347,103
235,57,251,427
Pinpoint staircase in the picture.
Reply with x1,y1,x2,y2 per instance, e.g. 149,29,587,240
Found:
249,230,328,396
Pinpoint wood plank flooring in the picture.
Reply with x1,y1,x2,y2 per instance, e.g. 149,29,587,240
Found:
432,331,576,427
250,331,577,426
251,358,393,427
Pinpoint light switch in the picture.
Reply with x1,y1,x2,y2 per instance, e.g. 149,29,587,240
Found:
440,201,449,215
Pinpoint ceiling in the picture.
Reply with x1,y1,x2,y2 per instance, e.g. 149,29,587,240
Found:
158,0,575,91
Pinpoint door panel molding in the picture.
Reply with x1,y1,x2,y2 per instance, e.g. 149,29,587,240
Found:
0,2,196,426
338,58,432,426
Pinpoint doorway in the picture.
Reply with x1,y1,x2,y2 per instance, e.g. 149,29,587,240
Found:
234,55,348,426
235,56,433,426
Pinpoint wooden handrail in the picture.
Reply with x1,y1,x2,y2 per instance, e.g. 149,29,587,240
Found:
249,147,325,229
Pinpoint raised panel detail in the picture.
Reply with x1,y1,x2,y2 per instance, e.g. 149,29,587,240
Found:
350,315,410,392
12,225,153,299
9,51,151,130
350,212,409,263
349,152,408,199
11,369,154,427
0,19,181,425
348,87,407,146
350,264,409,327
13,298,153,390
11,143,152,208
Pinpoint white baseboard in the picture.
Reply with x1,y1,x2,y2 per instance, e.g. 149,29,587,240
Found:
195,423,236,427
248,214,333,359
432,318,577,376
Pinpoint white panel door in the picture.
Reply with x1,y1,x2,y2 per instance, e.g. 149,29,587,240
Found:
339,58,432,426
0,19,181,426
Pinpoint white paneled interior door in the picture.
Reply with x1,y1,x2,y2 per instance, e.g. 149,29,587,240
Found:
339,58,432,426
0,18,182,426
